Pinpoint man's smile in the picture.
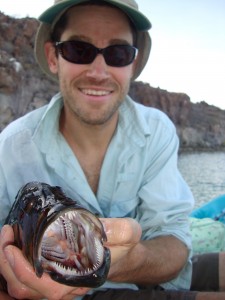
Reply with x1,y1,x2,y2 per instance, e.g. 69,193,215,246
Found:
80,89,112,96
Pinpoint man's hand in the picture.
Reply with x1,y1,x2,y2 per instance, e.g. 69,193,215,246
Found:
101,217,142,263
101,218,189,285
0,225,90,300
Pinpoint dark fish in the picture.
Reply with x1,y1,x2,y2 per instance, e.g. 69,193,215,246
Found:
5,182,110,287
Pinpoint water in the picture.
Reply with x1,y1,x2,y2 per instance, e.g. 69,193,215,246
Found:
178,151,225,208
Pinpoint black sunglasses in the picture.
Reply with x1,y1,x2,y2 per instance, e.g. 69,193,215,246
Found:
55,40,138,67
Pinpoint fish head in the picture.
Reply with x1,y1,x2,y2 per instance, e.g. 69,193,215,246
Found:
6,182,111,287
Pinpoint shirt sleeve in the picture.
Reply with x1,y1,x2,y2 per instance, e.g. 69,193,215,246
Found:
135,119,194,290
137,121,194,250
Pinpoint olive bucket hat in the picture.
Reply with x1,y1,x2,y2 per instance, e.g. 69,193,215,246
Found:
34,0,152,81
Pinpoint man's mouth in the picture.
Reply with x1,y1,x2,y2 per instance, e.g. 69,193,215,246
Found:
81,89,112,96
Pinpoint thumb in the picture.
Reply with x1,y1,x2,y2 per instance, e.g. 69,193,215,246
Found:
100,218,142,245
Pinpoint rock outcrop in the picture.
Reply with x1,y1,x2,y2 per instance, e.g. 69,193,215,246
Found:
129,82,225,150
0,13,57,130
0,12,225,150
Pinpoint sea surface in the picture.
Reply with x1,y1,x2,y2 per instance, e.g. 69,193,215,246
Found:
178,151,225,208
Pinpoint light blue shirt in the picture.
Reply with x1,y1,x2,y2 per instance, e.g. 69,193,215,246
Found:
0,93,194,294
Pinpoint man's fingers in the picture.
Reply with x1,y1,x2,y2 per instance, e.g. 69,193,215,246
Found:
0,226,41,299
3,245,44,299
0,225,14,247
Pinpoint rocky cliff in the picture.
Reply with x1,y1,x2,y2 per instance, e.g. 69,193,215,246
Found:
1,12,225,150
0,13,57,129
129,83,225,150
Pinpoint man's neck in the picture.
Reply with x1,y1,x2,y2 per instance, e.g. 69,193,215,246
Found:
59,107,118,194
59,107,118,152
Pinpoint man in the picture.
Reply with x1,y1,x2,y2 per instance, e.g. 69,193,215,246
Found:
0,0,223,299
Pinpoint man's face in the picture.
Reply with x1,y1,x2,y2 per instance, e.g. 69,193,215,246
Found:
46,5,136,126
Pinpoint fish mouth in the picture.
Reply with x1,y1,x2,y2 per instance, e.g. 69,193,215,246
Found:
38,209,106,279
5,181,110,287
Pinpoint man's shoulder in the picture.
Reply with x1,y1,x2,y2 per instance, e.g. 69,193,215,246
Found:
0,105,48,142
126,96,176,131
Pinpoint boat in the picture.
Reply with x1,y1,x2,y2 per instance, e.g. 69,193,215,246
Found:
190,194,225,223
189,194,225,254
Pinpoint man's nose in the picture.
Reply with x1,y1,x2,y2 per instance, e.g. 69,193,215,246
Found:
86,54,110,80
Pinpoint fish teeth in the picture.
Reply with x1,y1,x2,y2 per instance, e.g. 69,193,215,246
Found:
50,261,94,276
42,208,105,277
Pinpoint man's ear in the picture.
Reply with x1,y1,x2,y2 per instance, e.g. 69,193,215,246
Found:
44,42,58,74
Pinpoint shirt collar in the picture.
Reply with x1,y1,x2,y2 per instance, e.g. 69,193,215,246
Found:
32,92,63,153
118,95,151,147
33,92,151,152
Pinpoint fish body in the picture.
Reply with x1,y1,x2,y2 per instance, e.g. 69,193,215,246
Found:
5,182,110,287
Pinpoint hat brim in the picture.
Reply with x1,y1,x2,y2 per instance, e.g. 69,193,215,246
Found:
39,0,151,31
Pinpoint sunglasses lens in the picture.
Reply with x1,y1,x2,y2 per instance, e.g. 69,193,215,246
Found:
56,41,137,67
58,41,96,64
105,45,136,67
